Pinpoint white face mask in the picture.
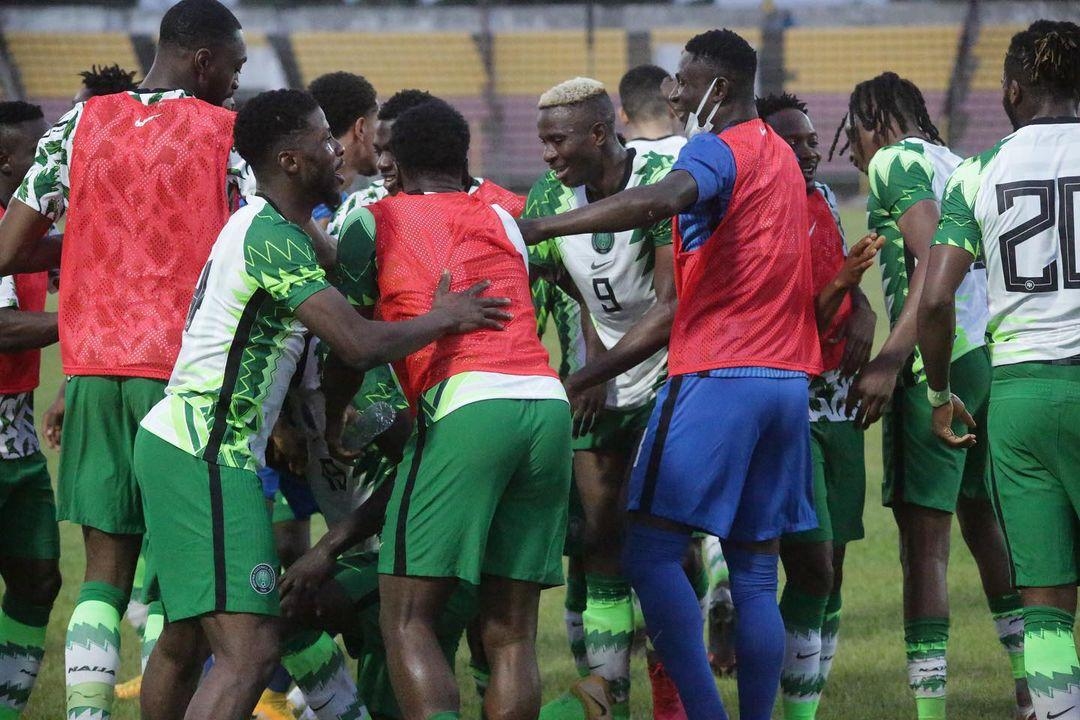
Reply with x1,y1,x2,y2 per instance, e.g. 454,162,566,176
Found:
683,77,721,139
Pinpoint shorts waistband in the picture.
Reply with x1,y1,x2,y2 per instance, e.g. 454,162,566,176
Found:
690,367,807,380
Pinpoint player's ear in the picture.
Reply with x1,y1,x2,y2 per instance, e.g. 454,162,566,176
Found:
1004,78,1022,109
713,75,731,106
192,47,213,79
591,121,607,147
276,148,300,176
617,107,629,126
351,115,367,142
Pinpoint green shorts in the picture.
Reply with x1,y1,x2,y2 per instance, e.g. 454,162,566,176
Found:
987,363,1080,588
333,552,476,719
882,346,990,512
0,452,59,559
785,420,866,545
379,398,571,586
58,375,166,534
134,429,279,621
571,403,652,454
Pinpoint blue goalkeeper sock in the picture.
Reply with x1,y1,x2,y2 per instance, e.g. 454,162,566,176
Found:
727,546,785,720
624,522,727,720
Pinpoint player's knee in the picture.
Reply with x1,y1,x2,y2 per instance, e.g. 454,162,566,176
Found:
8,565,62,608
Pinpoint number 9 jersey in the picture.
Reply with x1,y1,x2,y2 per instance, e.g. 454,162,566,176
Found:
525,148,674,410
933,119,1080,366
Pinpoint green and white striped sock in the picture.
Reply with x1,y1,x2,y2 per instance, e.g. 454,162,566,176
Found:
66,581,126,720
582,574,633,720
282,631,369,720
0,594,51,719
1024,606,1080,720
904,617,949,720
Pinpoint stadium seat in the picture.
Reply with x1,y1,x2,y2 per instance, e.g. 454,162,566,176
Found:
7,32,139,98
493,30,627,95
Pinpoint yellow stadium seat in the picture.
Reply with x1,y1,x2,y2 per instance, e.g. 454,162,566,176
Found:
493,30,627,95
291,32,484,97
7,33,140,99
650,27,762,54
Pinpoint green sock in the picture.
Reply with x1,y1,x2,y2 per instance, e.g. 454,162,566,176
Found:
905,617,949,720
427,714,460,720
582,574,632,720
779,584,829,720
813,590,843,716
282,630,368,720
989,593,1026,680
1024,606,1080,720
0,594,52,719
66,581,127,720
140,601,164,674
565,572,589,677
538,692,586,720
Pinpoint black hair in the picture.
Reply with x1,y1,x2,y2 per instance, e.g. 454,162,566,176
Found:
0,101,44,128
158,0,242,51
79,64,138,97
389,98,469,177
618,64,672,123
755,91,807,120
308,72,378,138
684,29,757,100
234,89,321,171
377,89,435,122
1004,20,1080,102
828,71,944,160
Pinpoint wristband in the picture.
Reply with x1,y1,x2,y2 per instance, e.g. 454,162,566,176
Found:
926,385,951,408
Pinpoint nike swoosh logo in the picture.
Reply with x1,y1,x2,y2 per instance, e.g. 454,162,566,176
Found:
590,260,613,270
134,114,162,127
1048,707,1075,719
312,695,335,712
588,663,604,670
796,651,820,659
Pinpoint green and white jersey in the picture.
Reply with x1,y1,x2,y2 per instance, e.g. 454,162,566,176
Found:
141,196,331,471
15,89,252,222
327,179,389,238
867,137,988,379
934,119,1080,366
528,243,585,380
626,134,686,159
526,148,673,410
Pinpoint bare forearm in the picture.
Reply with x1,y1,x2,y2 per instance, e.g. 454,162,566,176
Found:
0,310,58,351
0,202,60,275
574,304,673,389
815,279,851,333
347,311,454,370
532,186,673,240
317,480,393,556
918,296,955,391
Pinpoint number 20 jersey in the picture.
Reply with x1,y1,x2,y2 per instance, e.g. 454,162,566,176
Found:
525,148,674,410
934,119,1080,366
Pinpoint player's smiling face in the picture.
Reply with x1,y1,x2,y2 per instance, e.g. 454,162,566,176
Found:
373,119,399,194
297,108,345,209
537,105,602,188
669,52,717,126
765,108,820,192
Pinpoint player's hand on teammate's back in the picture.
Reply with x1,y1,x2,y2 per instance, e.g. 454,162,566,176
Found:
846,355,899,428
41,386,65,450
840,301,876,376
931,394,977,449
836,233,883,290
564,372,605,438
430,270,512,333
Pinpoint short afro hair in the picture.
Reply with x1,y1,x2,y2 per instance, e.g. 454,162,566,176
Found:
538,77,616,129
234,89,321,172
685,29,757,100
389,98,469,177
755,92,807,120
79,64,139,98
159,0,242,51
618,65,672,123
0,101,44,128
308,72,378,138
377,89,435,122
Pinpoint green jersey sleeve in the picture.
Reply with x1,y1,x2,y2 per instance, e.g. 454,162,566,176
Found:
334,206,379,308
932,156,983,260
15,105,82,221
638,151,675,248
867,144,938,221
244,220,330,311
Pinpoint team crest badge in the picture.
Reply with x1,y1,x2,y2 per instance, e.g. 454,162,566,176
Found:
250,563,277,595
592,232,614,254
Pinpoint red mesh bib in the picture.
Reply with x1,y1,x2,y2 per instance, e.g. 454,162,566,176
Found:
60,93,236,379
371,192,556,405
473,179,526,217
668,120,822,376
0,207,48,394
807,190,851,372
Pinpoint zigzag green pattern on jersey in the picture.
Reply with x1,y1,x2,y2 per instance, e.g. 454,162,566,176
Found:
525,172,575,219
353,364,408,412
627,151,675,277
934,136,1012,259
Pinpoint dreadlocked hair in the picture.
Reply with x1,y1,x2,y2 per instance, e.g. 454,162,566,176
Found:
828,71,944,160
79,64,138,97
1005,20,1080,102
755,92,807,120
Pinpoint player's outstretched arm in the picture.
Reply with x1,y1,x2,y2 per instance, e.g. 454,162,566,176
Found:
517,170,699,245
296,271,511,373
0,306,58,352
846,199,938,427
567,243,677,395
918,243,977,448
0,201,60,275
